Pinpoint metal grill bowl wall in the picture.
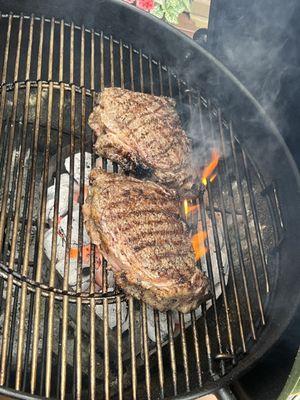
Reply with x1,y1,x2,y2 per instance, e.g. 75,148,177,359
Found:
0,2,299,399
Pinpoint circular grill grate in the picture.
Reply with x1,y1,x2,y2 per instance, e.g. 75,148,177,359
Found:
0,13,282,399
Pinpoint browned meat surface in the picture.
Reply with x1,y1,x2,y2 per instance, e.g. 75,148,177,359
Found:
88,87,195,194
83,168,210,313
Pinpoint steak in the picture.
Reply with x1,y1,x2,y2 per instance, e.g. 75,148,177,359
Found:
83,168,210,313
88,88,195,195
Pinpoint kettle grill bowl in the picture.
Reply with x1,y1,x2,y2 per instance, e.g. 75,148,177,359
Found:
0,2,299,399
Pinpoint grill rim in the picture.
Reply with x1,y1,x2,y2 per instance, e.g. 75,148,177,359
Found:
0,6,299,399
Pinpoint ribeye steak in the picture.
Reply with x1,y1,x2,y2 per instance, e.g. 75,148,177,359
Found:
83,168,210,313
88,87,195,194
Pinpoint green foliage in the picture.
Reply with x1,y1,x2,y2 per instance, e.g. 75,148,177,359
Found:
152,4,165,18
151,0,191,24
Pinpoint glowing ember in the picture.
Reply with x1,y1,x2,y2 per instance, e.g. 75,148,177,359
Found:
192,231,208,261
201,149,220,186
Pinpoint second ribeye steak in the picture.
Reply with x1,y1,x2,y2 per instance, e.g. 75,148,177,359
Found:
83,168,210,313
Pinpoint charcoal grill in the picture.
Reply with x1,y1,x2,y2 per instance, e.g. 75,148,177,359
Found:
0,1,299,399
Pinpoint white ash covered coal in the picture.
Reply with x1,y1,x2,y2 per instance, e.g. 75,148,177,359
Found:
200,214,229,311
146,308,174,343
44,152,124,328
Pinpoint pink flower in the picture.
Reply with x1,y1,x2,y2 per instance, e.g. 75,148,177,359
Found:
136,0,154,11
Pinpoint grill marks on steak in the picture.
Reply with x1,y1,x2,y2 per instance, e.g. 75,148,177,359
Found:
83,168,210,313
88,87,194,193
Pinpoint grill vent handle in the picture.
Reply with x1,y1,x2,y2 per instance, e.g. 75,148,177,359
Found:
215,387,237,400
193,28,208,47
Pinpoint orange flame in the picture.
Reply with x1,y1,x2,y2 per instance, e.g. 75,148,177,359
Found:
192,231,208,261
201,149,220,186
183,199,199,218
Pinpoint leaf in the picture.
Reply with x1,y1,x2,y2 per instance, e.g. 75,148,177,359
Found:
165,7,179,24
176,2,186,13
155,0,167,10
165,0,179,8
182,0,191,11
165,0,186,14
151,4,165,19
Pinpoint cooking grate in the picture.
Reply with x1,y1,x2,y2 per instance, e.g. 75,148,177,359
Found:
0,13,284,399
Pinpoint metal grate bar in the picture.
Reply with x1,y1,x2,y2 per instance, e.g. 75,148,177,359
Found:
154,310,165,397
0,14,21,252
116,297,123,400
110,35,115,88
119,39,124,90
46,20,66,395
259,179,282,246
98,120,109,394
207,181,235,357
217,111,257,341
129,45,135,92
142,303,151,400
167,310,177,396
229,122,266,326
138,48,151,400
152,58,165,398
179,313,190,392
6,17,34,386
57,317,63,399
202,304,214,376
116,38,125,400
23,279,36,392
39,299,49,395
73,24,87,400
271,182,284,231
166,72,178,397
186,93,203,387
100,32,104,92
241,149,270,293
89,28,96,400
191,310,203,387
199,193,225,375
139,50,144,93
214,109,247,353
129,298,137,400
12,15,34,389
0,13,12,84
195,97,225,375
127,44,137,400
206,107,235,360
15,15,40,390
53,20,67,400
30,16,54,393
0,14,23,385
176,81,192,392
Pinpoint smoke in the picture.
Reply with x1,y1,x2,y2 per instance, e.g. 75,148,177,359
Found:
177,96,228,170
207,0,300,133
